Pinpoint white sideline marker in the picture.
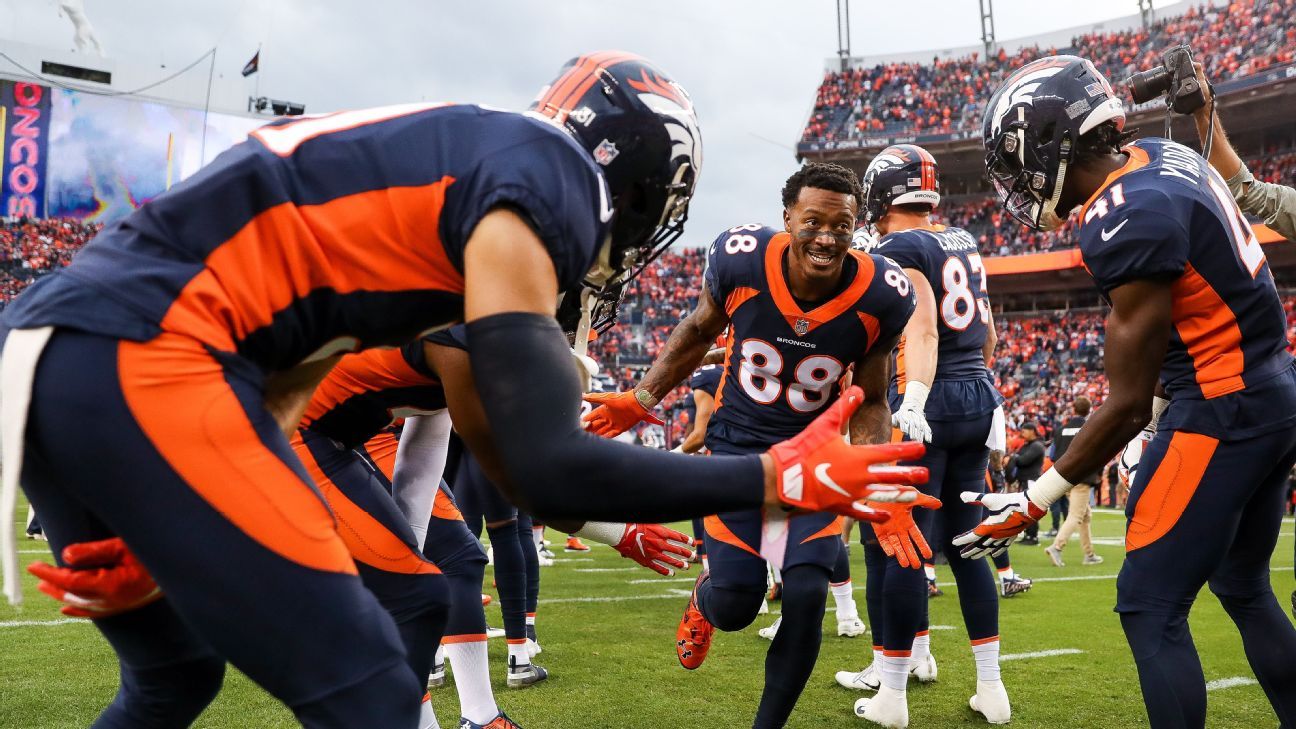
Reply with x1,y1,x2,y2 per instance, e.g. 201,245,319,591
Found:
1206,677,1258,691
1000,648,1085,661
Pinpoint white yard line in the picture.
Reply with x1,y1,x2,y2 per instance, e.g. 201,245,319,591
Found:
573,567,640,573
540,590,693,605
1206,677,1258,691
1001,648,1085,661
0,618,85,628
627,576,697,585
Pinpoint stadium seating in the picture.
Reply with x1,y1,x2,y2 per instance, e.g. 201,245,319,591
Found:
802,0,1296,145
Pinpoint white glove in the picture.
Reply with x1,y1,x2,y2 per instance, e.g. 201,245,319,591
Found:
1118,429,1154,486
891,381,932,443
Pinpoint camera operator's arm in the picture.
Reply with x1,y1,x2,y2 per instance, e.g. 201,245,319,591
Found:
1194,63,1296,241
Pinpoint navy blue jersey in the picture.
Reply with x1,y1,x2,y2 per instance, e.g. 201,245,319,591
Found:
702,225,915,451
1077,137,1296,438
5,104,609,372
687,364,722,397
875,224,1002,420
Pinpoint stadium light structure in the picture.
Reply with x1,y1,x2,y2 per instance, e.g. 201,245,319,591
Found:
836,0,851,71
980,0,996,58
1138,0,1155,28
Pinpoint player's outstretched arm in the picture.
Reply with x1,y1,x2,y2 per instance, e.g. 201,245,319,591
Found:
582,281,728,438
462,209,924,523
954,279,1171,558
849,333,901,446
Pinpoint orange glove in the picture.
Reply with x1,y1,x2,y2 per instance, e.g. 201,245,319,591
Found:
613,523,696,576
28,538,162,619
766,386,928,522
870,493,942,569
952,492,1048,559
582,390,664,438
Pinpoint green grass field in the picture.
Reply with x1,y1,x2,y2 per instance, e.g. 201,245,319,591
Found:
2,506,1292,728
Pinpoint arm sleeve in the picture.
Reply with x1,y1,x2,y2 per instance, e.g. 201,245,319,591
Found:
467,312,765,522
391,409,454,551
1229,164,1296,242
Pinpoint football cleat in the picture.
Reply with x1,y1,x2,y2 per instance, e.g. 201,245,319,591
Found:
1082,554,1104,566
487,626,506,639
767,582,782,602
1044,545,1065,567
526,638,542,658
854,685,909,728
758,616,782,640
459,713,523,729
506,656,548,689
835,664,881,691
676,570,716,670
927,579,944,598
564,537,591,552
837,616,867,638
910,653,937,683
757,598,770,615
428,661,446,689
969,679,1012,724
1000,575,1033,598
482,593,493,606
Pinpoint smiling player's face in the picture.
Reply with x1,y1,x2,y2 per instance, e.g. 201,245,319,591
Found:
784,187,858,288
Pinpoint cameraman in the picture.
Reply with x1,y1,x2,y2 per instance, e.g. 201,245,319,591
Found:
1193,63,1296,240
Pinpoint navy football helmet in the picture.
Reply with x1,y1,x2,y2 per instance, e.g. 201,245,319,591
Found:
982,55,1125,231
532,51,702,333
860,144,941,227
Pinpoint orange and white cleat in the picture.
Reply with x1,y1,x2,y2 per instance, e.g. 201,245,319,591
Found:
481,593,493,606
676,570,716,670
564,536,591,552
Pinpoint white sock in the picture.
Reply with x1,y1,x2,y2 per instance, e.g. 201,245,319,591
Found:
830,580,855,617
525,613,536,627
871,645,884,667
445,640,498,725
507,640,530,668
701,556,709,571
419,694,440,729
433,644,445,668
923,563,937,582
912,631,931,663
997,566,1015,582
880,653,911,692
532,526,543,549
972,638,1001,682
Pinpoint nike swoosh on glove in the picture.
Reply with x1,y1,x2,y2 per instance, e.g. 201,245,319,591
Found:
582,391,663,438
614,523,696,576
28,537,162,619
951,491,1047,560
766,385,928,522
870,493,942,569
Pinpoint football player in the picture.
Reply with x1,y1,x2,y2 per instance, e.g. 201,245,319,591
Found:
842,145,1009,727
2,52,920,728
957,55,1296,728
582,162,929,728
681,363,722,567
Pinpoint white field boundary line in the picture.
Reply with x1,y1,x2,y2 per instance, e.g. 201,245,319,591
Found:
540,589,694,605
0,618,86,628
1206,677,1258,691
1001,648,1085,661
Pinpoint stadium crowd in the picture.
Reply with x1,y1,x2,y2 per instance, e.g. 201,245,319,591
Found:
802,0,1296,144
0,218,100,305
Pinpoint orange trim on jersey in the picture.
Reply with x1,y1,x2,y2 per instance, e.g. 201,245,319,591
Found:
1126,431,1217,552
895,334,908,395
1172,264,1247,398
160,179,463,352
303,348,441,428
441,633,487,644
800,515,845,544
763,233,875,335
725,286,760,317
119,332,355,575
970,636,1000,646
1080,145,1150,221
432,488,464,522
712,327,737,410
293,437,441,575
856,311,881,350
703,515,760,557
363,431,400,482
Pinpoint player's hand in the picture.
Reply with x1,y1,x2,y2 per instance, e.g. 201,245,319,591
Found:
613,523,695,576
952,491,1047,560
27,538,162,619
766,386,928,522
870,493,942,569
582,391,663,438
891,402,932,443
1118,428,1154,486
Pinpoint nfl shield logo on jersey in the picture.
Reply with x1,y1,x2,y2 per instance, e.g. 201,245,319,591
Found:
794,318,809,336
